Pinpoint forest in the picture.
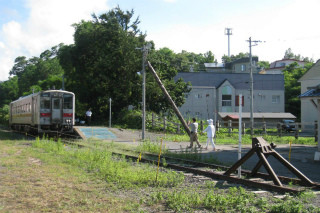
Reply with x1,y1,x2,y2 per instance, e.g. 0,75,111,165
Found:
0,6,314,125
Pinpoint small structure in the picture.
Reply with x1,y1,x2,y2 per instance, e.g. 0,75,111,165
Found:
299,84,320,161
263,59,306,74
224,137,314,187
218,112,296,127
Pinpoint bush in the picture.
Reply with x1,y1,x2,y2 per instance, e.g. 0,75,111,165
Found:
115,109,142,129
0,104,9,125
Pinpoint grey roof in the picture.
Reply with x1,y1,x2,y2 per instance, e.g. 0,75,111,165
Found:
218,112,296,119
175,72,284,90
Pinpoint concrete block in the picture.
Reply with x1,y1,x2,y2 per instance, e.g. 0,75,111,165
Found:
314,151,320,161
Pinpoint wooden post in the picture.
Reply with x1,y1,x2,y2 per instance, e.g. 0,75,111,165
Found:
216,120,220,132
315,120,318,142
242,122,245,135
148,62,191,136
228,120,232,136
177,123,180,134
277,122,282,137
200,120,203,132
295,123,299,139
152,113,155,129
263,122,267,135
163,116,166,132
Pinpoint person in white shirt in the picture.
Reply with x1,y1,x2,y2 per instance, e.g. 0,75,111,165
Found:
187,118,202,148
85,108,92,126
203,119,216,151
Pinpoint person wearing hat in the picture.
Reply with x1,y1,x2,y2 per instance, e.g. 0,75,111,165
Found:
203,119,216,151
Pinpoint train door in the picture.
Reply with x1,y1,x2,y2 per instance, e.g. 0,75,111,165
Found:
52,98,62,124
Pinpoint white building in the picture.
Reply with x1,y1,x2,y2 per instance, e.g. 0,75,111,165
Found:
175,72,285,120
298,60,320,131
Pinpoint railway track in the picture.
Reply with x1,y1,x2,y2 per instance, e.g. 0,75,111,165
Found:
4,127,320,194
112,150,320,194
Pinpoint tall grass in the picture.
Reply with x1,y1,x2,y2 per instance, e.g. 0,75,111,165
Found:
32,137,184,188
148,187,320,213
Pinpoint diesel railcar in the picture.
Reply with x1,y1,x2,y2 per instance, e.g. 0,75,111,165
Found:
9,90,75,133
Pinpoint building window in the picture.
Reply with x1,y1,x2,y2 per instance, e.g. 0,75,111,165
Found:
222,95,232,106
272,95,280,104
241,64,246,71
235,95,244,106
195,94,202,99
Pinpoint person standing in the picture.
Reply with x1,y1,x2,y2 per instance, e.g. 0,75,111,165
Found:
187,118,202,148
85,108,92,126
203,119,216,151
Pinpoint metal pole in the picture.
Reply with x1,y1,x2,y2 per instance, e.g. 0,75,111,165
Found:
109,98,112,128
249,37,254,137
225,28,232,57
142,46,147,140
238,94,242,178
62,75,65,90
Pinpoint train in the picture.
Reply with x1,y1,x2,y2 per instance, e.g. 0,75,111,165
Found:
9,90,75,134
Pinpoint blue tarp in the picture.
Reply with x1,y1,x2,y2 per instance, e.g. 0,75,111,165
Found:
78,127,117,140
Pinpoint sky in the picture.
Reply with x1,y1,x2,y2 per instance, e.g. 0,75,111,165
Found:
0,0,320,81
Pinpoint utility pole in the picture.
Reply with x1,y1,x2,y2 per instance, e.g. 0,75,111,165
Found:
246,37,264,137
137,43,152,140
225,28,233,57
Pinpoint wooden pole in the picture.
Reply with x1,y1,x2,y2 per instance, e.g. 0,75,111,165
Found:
147,61,191,136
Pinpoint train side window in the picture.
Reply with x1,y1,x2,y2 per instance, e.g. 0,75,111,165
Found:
63,94,73,109
40,99,50,109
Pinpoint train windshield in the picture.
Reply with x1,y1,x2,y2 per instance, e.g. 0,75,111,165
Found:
63,94,73,109
40,99,50,109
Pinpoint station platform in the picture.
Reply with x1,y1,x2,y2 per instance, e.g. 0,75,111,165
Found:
74,126,117,140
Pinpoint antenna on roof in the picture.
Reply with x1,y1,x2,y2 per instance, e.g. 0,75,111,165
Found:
225,28,233,57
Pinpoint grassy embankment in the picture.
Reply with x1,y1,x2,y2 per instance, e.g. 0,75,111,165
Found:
0,129,319,212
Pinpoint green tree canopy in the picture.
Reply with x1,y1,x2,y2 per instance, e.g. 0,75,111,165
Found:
282,62,313,119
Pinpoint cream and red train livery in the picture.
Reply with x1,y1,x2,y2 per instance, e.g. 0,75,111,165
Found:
9,90,75,133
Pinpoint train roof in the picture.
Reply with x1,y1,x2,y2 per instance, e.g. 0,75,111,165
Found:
10,90,74,104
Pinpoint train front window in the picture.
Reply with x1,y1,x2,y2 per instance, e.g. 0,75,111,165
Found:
40,99,50,109
63,94,73,109
53,99,60,109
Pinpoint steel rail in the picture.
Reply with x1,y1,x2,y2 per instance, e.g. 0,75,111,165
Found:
112,152,309,194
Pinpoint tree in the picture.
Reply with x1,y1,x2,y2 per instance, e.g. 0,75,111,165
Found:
257,61,270,69
9,45,65,97
283,48,314,63
0,76,19,107
282,62,313,119
221,52,249,64
147,47,191,114
59,7,147,119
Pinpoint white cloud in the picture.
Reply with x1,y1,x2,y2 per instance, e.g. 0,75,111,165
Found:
0,0,109,81
148,0,320,63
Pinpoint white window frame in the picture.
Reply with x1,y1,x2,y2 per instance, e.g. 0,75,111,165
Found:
272,95,280,104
